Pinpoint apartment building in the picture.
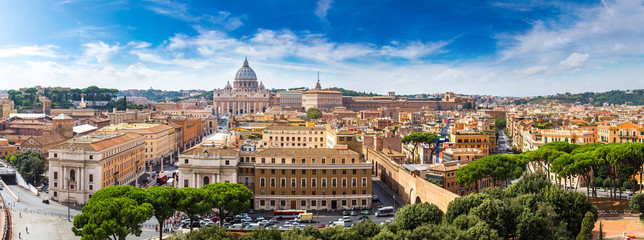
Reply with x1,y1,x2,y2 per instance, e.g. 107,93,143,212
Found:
0,139,18,158
449,131,496,156
48,133,146,204
261,126,326,148
96,123,176,165
598,122,644,143
253,147,371,210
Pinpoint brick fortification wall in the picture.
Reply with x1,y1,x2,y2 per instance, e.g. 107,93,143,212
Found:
365,147,459,212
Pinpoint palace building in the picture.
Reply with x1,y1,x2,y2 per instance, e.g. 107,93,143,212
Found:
213,58,271,115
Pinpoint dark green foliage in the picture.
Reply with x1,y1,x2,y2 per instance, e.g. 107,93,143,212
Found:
576,211,597,240
494,118,506,129
72,197,153,240
394,202,443,230
445,194,490,223
624,180,633,190
171,226,232,240
401,132,439,163
147,186,183,240
10,151,46,185
306,107,322,120
521,89,644,106
202,183,253,227
239,228,282,240
603,179,611,188
630,193,644,223
178,188,213,231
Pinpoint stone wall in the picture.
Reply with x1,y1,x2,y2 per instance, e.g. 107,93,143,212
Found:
365,147,459,212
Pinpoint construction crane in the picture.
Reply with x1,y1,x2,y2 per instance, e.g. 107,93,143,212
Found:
434,98,450,163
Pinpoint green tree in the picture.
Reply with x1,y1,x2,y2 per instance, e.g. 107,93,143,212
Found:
147,186,183,240
455,159,488,193
401,132,438,163
12,151,46,185
630,193,644,223
576,211,597,240
177,187,213,231
516,209,552,240
86,185,148,206
170,225,232,240
306,107,322,120
445,194,490,223
494,118,506,130
598,221,603,240
394,202,443,231
72,197,153,240
202,183,253,227
239,228,282,240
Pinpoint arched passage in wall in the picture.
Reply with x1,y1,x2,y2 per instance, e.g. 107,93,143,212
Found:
415,196,422,204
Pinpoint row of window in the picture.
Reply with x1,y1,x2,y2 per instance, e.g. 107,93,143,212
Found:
259,189,368,196
259,177,368,188
259,169,367,175
259,157,358,164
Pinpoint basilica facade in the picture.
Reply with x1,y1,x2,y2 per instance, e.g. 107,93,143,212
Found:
213,58,271,115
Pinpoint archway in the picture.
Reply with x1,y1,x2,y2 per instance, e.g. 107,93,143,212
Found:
415,196,422,204
203,176,210,185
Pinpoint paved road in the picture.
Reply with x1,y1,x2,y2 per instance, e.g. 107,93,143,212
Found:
497,129,512,154
1,185,81,219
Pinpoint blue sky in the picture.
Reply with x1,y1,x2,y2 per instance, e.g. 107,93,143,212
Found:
1,0,643,96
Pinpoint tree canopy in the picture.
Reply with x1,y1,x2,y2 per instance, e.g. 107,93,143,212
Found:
202,183,253,227
401,132,439,163
306,107,322,120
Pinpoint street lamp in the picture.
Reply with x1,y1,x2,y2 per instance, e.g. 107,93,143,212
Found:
65,177,70,222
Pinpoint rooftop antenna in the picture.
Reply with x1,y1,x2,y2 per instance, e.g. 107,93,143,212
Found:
317,71,320,84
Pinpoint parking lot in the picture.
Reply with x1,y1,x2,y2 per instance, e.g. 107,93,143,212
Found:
174,178,402,231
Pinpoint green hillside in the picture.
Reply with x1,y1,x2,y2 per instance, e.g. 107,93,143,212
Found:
515,89,644,106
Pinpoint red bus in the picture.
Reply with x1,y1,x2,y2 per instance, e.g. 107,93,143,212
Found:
273,209,306,219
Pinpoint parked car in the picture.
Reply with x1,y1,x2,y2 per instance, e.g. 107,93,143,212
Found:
42,199,49,204
349,211,358,216
242,217,253,222
341,216,352,222
317,224,326,229
256,216,265,221
268,218,278,225
259,220,269,226
248,209,254,214
342,211,350,216
200,219,215,227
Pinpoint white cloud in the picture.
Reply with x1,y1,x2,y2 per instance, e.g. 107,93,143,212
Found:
380,40,449,59
556,52,589,72
0,45,60,58
127,41,152,49
80,41,121,64
315,0,333,20
499,0,644,66
517,65,549,76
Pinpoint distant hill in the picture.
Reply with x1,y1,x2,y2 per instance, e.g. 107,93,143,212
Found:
515,89,644,106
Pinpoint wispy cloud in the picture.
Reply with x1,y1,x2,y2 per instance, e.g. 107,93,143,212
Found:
80,41,121,64
145,0,244,30
315,0,333,20
556,52,589,72
0,45,60,58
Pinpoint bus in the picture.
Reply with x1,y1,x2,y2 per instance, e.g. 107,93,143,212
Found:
274,209,307,219
375,206,394,217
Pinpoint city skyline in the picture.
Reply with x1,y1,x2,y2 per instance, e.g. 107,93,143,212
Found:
1,0,644,96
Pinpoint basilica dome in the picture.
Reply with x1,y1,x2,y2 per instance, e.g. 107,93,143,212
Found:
234,58,257,80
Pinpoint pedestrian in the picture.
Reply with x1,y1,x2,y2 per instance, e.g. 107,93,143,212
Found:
18,232,21,239
19,212,21,218
26,227,28,233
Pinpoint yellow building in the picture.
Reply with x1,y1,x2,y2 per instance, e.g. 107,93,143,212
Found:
0,99,17,120
262,126,326,148
449,131,496,156
253,147,371,210
96,123,176,165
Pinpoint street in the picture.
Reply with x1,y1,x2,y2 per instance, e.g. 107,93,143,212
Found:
497,129,512,154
